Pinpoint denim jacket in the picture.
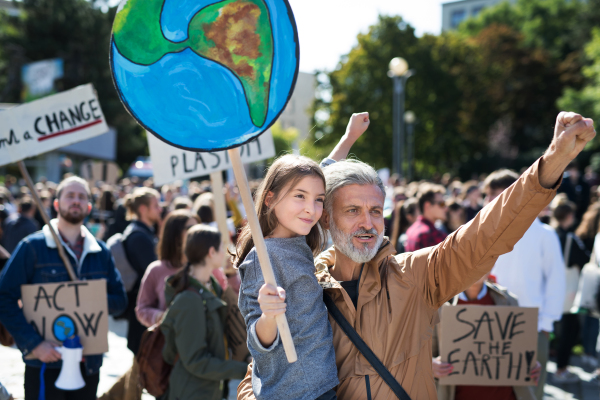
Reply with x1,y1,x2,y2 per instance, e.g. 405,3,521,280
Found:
0,219,127,375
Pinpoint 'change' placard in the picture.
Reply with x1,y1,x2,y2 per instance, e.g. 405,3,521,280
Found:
0,84,108,167
439,305,538,387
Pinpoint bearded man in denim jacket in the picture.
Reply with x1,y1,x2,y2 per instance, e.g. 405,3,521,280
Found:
0,176,127,400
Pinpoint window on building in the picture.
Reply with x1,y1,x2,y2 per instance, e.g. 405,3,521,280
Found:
451,9,467,28
472,6,484,16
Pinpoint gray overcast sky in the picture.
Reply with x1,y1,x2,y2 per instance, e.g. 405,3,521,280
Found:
108,0,448,73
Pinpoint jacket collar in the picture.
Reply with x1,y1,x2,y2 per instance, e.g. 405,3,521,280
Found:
42,219,102,255
316,238,396,316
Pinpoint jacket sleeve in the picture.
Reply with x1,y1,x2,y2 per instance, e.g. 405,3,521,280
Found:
135,266,162,327
238,252,280,354
237,362,256,400
0,240,44,356
401,158,559,309
165,293,247,381
539,227,566,332
104,247,128,316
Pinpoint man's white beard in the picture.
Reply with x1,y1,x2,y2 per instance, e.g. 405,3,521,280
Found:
329,219,384,264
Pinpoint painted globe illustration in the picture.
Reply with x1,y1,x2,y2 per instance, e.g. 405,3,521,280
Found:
53,315,77,342
110,0,299,151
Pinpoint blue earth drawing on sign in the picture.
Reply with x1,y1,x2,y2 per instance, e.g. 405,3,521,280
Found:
110,0,299,151
53,315,77,342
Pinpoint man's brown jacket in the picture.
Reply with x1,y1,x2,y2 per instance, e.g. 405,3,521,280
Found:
237,158,558,400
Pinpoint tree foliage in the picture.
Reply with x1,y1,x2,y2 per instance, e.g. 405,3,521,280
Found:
310,0,600,178
0,0,146,170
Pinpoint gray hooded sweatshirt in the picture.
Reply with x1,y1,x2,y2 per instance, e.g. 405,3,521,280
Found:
238,236,339,400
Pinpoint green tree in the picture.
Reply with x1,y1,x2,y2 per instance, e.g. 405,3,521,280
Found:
0,0,146,170
269,121,299,159
312,0,597,179
309,16,478,176
559,28,600,148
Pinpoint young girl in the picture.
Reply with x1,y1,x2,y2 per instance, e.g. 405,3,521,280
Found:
161,225,248,400
235,112,370,400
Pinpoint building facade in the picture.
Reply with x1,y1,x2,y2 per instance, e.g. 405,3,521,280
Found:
441,0,516,31
276,71,316,141
0,0,21,17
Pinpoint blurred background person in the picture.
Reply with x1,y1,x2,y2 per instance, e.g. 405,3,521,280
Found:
559,161,591,224
487,169,565,399
161,225,248,400
551,197,591,383
390,197,419,254
404,184,448,252
461,181,482,222
136,210,199,328
1,196,39,254
443,200,465,234
99,187,162,400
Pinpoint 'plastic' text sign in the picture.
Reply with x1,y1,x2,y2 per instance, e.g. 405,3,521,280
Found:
148,130,276,186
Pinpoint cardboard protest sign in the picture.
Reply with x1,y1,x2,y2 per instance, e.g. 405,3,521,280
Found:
148,130,276,186
0,84,108,167
21,280,109,356
439,306,538,386
80,160,120,185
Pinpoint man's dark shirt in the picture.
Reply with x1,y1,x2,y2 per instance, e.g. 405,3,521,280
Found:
340,280,359,309
404,215,448,252
59,231,85,261
1,215,39,254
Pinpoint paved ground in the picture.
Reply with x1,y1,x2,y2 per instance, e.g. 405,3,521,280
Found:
0,318,597,399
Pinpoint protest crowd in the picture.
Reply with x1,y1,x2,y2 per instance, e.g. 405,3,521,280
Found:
0,113,599,400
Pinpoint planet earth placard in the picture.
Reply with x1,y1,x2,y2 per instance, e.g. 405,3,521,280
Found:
110,0,300,151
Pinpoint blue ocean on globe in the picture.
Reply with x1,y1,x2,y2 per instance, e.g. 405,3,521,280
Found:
111,0,299,151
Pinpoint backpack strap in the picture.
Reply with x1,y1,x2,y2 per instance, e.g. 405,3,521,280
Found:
323,293,411,400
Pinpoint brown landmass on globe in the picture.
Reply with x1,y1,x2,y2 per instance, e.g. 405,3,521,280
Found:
204,2,262,79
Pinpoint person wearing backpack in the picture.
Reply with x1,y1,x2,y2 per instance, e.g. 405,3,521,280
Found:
160,224,248,400
99,187,162,400
135,209,199,328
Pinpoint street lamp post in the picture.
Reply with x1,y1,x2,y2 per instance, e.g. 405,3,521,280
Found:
404,111,416,182
388,57,414,178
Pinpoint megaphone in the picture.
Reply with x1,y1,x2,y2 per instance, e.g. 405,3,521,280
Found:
55,335,85,391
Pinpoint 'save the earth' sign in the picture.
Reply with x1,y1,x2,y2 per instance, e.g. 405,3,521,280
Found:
439,306,538,387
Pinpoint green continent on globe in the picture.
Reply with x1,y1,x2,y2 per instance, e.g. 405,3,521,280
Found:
113,0,274,127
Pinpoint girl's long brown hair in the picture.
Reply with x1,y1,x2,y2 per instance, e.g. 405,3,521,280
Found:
232,154,327,268
157,210,199,269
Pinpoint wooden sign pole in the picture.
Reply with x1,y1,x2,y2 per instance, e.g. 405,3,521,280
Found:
17,161,78,282
210,171,232,251
228,148,298,363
